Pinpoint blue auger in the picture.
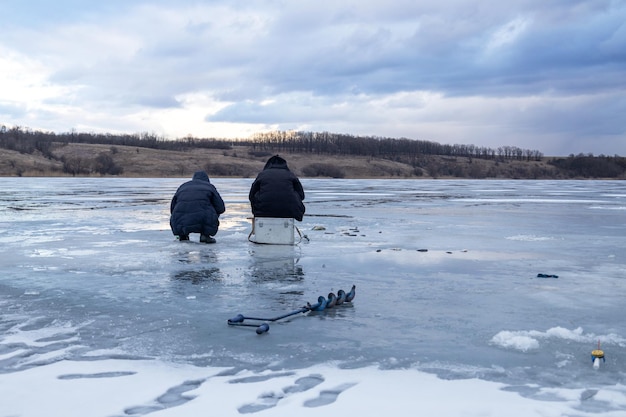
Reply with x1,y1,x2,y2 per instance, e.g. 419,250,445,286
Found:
227,285,356,334
307,295,328,311
345,285,356,302
326,292,337,308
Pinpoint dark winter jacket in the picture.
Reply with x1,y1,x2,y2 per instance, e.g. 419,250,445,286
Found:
170,171,225,237
249,155,305,221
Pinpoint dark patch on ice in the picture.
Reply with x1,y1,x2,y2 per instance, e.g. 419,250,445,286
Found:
238,391,284,414
283,374,324,394
501,384,541,398
156,379,204,406
58,371,136,380
237,374,326,414
79,353,153,362
124,405,162,415
303,382,357,407
123,379,205,415
229,371,295,384
305,214,352,218
279,290,305,295
172,268,222,284
581,389,598,401
36,333,77,343
18,317,57,331
215,368,241,377
0,345,22,358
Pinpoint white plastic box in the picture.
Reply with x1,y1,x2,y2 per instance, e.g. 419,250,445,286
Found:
249,217,295,245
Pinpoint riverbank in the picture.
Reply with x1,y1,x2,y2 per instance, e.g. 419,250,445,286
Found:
0,142,571,179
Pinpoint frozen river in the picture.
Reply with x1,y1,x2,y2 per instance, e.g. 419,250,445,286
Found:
1,177,625,416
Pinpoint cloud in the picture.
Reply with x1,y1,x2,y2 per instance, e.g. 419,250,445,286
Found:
484,17,531,52
1,0,625,155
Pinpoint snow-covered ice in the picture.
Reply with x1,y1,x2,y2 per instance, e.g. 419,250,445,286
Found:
1,177,625,416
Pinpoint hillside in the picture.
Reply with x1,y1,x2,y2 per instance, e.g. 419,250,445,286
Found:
0,141,571,179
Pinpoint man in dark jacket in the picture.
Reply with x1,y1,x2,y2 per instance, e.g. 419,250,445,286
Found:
249,155,305,221
170,171,225,243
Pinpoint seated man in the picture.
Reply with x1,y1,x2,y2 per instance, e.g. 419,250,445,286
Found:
249,155,305,221
170,171,225,243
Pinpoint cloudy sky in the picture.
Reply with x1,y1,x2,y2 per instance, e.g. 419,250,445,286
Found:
1,1,625,156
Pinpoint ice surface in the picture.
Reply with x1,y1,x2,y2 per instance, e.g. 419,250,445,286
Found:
1,178,625,416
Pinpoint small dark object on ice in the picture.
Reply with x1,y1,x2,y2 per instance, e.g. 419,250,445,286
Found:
537,273,559,278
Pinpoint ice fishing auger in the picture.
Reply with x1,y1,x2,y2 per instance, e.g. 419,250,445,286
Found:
227,285,356,334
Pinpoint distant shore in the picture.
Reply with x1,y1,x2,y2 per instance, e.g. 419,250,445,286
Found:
1,142,624,179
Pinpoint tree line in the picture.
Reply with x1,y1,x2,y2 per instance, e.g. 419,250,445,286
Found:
0,125,542,161
245,130,544,163
0,125,231,155
549,154,626,178
1,125,625,178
